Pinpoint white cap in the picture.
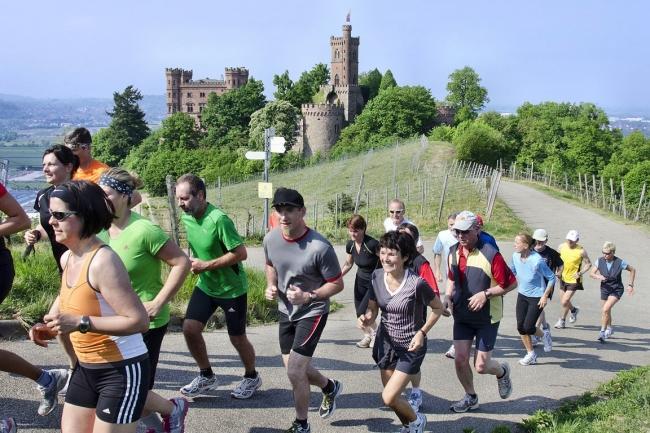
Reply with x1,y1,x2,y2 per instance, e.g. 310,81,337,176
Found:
453,210,478,231
565,230,579,242
532,229,548,241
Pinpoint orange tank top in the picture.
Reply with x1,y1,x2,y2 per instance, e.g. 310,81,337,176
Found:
59,245,147,364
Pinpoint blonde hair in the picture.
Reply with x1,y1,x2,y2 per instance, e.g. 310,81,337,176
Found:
516,232,534,249
602,241,616,253
103,167,143,190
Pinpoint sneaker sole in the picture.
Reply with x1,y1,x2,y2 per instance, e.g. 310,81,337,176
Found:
180,383,218,397
319,382,342,419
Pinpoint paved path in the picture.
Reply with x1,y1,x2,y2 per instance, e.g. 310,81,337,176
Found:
2,181,649,432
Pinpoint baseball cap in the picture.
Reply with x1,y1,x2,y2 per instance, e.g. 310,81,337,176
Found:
272,187,304,208
476,214,484,227
453,210,478,231
532,229,548,241
565,230,579,242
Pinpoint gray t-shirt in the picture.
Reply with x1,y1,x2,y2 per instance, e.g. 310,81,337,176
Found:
371,268,435,350
264,228,342,321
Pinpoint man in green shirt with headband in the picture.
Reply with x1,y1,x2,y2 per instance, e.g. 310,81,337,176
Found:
175,173,261,400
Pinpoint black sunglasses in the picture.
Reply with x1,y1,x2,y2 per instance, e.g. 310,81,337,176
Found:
454,229,472,235
389,210,404,214
49,210,77,221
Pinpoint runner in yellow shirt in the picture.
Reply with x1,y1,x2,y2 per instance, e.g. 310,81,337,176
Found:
554,230,591,329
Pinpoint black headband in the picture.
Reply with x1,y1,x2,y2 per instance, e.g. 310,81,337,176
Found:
99,174,133,197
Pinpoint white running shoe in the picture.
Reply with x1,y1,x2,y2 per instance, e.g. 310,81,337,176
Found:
180,374,218,397
604,327,613,338
407,391,422,413
231,375,262,399
356,334,372,348
37,368,68,416
445,344,455,359
554,318,566,329
542,329,553,352
569,307,580,323
409,413,427,433
519,351,537,366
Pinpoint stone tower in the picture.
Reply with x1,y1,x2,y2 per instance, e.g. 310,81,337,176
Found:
296,20,365,156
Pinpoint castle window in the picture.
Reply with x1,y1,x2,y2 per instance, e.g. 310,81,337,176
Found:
187,103,194,113
168,104,172,114
199,103,205,112
200,92,206,98
187,92,193,98
168,80,170,86
168,92,171,98
334,74,339,86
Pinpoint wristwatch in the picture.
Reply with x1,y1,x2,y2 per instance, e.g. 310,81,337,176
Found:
78,315,91,334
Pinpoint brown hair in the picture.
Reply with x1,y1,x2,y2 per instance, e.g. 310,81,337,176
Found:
347,214,367,231
516,232,534,249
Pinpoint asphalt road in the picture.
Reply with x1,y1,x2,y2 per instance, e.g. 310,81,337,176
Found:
2,180,649,432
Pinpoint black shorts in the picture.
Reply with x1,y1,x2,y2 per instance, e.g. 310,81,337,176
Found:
516,293,543,335
372,327,427,375
142,324,168,389
65,354,150,424
353,274,373,317
600,287,624,301
185,288,248,336
453,321,500,352
561,281,584,291
278,313,328,357
0,249,14,305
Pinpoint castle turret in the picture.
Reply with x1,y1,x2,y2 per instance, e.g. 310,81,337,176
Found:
165,68,184,114
330,24,359,86
224,67,249,89
297,103,344,157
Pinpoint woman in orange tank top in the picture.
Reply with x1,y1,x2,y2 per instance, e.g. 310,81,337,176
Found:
31,181,187,433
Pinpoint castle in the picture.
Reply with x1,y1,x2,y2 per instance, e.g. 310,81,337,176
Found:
165,67,249,122
294,22,364,156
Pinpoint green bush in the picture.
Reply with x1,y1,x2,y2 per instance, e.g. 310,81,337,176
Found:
453,121,506,167
428,125,455,142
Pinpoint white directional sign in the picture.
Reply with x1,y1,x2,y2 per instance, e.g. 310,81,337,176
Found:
270,136,286,153
245,151,266,160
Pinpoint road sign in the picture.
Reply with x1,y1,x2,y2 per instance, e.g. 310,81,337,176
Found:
245,151,266,160
270,136,286,153
258,182,273,199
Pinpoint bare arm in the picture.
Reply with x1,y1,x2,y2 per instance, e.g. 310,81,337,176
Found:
340,254,354,277
0,192,31,237
24,224,48,245
45,247,149,335
190,244,247,274
287,277,344,305
265,263,279,300
589,265,604,281
143,240,191,317
433,253,442,282
579,250,592,276
626,265,636,294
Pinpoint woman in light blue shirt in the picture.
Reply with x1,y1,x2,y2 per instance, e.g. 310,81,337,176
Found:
510,232,556,365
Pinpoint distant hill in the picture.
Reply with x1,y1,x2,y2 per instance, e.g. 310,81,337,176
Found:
0,94,166,130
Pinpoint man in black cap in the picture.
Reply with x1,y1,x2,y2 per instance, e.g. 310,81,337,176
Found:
264,187,344,433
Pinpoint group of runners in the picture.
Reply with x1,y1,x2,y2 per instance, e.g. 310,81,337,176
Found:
0,129,638,433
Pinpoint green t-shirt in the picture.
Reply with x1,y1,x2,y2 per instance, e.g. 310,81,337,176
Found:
98,212,170,329
180,203,247,298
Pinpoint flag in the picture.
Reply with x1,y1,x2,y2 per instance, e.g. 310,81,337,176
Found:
346,10,350,22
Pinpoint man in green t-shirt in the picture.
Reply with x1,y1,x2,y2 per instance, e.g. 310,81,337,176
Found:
175,173,261,400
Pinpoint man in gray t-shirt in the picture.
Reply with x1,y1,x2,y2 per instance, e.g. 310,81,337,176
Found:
264,187,344,433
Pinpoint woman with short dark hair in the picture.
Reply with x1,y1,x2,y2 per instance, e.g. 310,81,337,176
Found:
359,231,443,433
341,214,380,348
31,180,183,433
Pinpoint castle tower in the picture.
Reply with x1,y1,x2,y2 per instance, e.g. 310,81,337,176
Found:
330,24,359,86
165,68,184,114
224,67,250,90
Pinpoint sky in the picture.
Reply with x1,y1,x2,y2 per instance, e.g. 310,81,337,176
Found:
1,0,648,112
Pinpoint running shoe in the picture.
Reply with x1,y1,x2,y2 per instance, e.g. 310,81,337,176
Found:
180,374,218,397
497,362,513,399
162,397,188,433
542,329,553,352
444,344,456,359
604,327,613,338
319,379,342,418
407,390,422,413
58,368,74,397
37,368,68,416
285,421,310,433
569,306,580,323
554,318,566,329
531,335,540,347
0,417,16,433
356,334,372,348
598,330,606,344
409,413,427,433
450,393,479,413
541,322,550,331
395,426,409,433
231,375,262,399
519,351,537,366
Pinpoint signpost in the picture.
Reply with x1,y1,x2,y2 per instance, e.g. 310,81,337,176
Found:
245,127,286,232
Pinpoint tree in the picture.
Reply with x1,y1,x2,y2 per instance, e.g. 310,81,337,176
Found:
359,68,383,102
603,131,650,183
333,86,437,156
379,69,397,92
445,66,489,122
272,64,330,108
93,85,150,165
201,78,266,148
249,100,300,150
453,121,506,166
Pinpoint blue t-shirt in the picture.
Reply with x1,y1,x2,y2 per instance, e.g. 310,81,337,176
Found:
510,250,555,298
